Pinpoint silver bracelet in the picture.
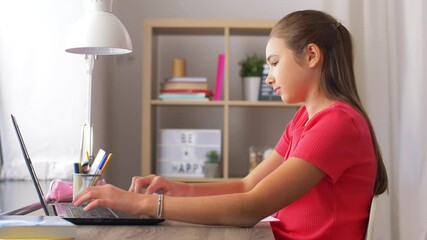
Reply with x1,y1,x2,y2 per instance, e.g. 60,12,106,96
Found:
156,194,164,219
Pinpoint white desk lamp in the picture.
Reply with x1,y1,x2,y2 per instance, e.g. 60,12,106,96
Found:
65,0,132,163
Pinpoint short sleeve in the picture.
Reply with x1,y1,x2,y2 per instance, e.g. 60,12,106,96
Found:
290,109,363,182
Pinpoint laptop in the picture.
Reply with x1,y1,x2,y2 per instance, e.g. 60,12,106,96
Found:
11,114,164,225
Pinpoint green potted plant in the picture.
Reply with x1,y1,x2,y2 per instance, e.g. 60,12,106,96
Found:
204,150,220,178
239,54,265,78
238,54,265,101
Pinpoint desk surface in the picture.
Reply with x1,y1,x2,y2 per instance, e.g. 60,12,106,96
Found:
74,220,274,240
27,208,274,240
1,181,275,240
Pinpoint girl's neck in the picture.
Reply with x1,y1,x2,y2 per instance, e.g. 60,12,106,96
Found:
304,94,336,120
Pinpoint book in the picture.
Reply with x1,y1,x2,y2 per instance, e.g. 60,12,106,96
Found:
161,81,208,91
159,97,210,101
214,53,225,101
166,77,208,82
158,93,210,100
0,215,76,239
160,89,213,96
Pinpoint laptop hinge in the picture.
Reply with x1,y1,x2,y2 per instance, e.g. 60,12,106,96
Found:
47,204,57,216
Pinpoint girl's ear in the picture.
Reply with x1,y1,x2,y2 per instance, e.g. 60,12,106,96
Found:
306,43,321,68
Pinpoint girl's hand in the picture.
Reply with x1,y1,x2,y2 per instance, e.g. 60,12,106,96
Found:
129,174,180,196
72,184,153,216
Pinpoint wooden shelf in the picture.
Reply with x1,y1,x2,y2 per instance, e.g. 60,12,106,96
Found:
151,99,300,107
144,19,277,29
151,100,225,106
227,101,300,107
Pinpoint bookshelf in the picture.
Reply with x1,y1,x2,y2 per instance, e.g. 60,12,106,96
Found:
141,19,299,182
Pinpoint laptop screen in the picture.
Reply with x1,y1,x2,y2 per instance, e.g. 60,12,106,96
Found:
11,114,50,216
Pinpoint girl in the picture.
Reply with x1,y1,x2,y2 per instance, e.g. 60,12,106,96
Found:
74,10,388,239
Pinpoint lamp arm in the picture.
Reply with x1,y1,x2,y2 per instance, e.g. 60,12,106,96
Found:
85,54,96,125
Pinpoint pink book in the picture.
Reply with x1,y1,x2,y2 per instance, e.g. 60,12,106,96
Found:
214,53,225,101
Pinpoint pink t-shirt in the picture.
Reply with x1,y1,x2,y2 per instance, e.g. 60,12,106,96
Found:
271,101,376,240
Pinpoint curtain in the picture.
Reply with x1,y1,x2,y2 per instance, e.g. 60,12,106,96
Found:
350,0,427,239
321,0,427,238
393,0,427,239
0,1,87,180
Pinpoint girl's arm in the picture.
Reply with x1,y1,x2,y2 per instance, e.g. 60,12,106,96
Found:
156,156,326,227
129,150,285,197
74,155,325,227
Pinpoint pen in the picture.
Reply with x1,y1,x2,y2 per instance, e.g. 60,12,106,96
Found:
100,153,113,174
91,153,109,186
95,153,109,174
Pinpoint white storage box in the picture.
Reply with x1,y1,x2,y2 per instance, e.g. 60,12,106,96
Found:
158,129,221,146
156,129,221,177
157,145,221,161
156,160,205,177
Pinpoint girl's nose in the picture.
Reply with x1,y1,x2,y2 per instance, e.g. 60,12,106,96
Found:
265,75,274,86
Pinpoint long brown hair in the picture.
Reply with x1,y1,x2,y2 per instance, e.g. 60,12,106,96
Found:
270,10,388,195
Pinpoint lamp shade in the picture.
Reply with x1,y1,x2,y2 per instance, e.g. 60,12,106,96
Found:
65,0,132,55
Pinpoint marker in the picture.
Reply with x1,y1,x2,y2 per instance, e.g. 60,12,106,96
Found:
73,162,81,174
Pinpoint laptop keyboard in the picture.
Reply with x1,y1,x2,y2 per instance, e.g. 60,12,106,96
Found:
60,203,117,218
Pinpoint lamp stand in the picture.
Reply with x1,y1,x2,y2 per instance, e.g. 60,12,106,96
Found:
79,55,97,164
79,123,94,164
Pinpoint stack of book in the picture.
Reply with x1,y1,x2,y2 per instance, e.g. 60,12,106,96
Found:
0,215,76,239
159,77,213,101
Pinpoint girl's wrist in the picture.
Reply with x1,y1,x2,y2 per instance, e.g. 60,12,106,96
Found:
140,194,158,217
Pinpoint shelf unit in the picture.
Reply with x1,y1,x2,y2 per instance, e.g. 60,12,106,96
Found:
141,19,299,182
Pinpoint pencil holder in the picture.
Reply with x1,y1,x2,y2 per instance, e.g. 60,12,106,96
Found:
72,173,102,201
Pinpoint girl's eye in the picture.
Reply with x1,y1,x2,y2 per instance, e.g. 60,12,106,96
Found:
271,61,278,67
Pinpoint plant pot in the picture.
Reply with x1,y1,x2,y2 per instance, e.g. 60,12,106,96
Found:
243,76,261,101
204,163,219,178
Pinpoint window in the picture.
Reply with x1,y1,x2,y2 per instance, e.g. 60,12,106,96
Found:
0,1,87,180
